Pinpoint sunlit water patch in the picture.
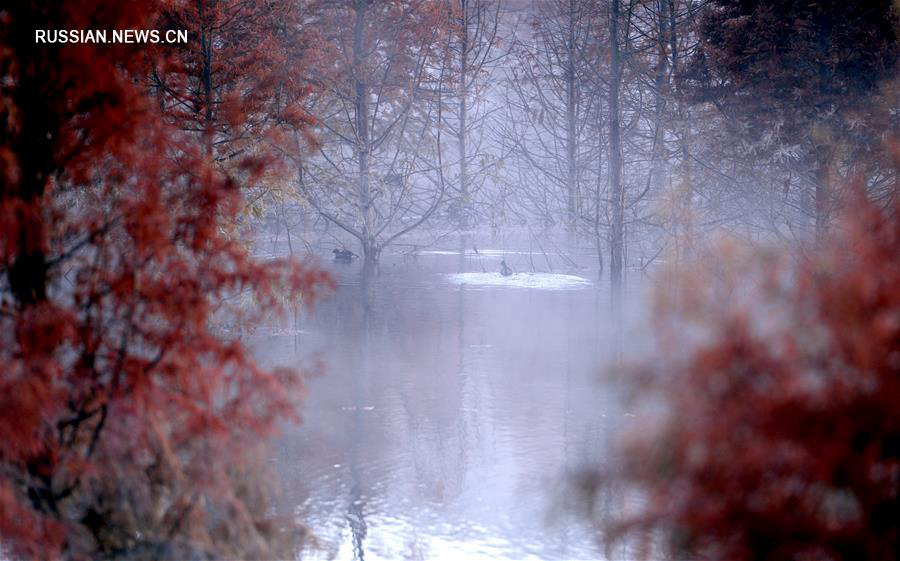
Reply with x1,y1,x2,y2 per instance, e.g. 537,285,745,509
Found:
448,272,593,290
419,249,559,258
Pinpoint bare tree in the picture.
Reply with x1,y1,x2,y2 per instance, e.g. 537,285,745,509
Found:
442,0,505,231
295,0,451,272
495,0,605,233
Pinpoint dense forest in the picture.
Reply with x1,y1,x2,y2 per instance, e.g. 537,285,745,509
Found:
1,1,898,560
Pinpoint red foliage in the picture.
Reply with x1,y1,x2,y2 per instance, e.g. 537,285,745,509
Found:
1,1,331,559
611,179,900,560
153,0,319,159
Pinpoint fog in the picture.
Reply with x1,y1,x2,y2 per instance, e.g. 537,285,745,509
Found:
4,0,896,559
255,233,649,560
234,1,900,558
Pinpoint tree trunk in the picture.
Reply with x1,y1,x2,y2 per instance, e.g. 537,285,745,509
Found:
595,105,605,280
362,241,379,278
608,0,624,304
565,0,578,234
353,1,376,268
814,146,832,241
7,50,53,306
458,0,470,231
669,0,693,262
650,0,669,197
200,1,214,157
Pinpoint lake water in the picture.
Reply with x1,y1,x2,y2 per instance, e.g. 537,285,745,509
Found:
254,240,650,560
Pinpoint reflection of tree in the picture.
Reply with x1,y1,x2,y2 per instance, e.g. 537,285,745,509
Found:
454,241,471,497
347,477,367,561
346,275,372,561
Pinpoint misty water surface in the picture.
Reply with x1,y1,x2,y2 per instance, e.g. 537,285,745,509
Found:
254,239,650,560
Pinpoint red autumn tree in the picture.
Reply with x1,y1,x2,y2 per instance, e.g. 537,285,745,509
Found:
0,1,331,559
152,0,319,163
600,162,900,559
686,0,900,234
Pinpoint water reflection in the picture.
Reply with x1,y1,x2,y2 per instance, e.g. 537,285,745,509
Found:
348,275,371,561
259,243,645,560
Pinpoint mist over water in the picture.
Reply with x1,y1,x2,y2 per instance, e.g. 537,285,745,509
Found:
254,236,650,560
4,0,897,559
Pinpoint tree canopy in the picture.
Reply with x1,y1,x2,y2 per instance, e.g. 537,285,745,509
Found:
687,0,900,229
0,1,330,558
605,163,900,560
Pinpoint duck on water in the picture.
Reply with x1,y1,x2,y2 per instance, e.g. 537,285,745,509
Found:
333,248,356,263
